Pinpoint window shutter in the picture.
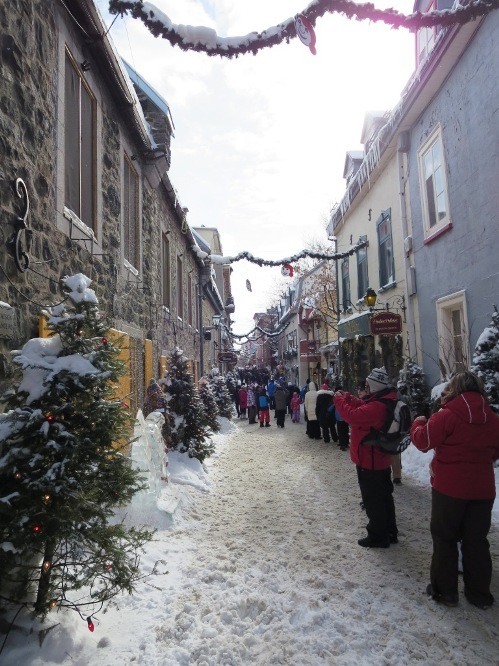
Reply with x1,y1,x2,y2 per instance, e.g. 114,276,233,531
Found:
144,338,153,388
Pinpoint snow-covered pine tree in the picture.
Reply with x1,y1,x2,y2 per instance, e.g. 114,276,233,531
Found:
208,368,234,419
471,306,499,412
397,360,430,417
164,348,214,462
224,370,238,396
0,274,152,620
198,379,221,433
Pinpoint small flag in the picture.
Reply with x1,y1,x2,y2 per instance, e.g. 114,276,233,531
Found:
246,279,252,292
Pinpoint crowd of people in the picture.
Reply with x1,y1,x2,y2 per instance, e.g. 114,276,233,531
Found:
234,367,499,611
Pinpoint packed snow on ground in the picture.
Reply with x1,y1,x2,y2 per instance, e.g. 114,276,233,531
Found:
2,415,499,665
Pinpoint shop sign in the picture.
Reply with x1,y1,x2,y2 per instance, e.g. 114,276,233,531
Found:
0,304,15,339
338,312,371,340
218,351,237,363
299,339,320,362
369,312,402,335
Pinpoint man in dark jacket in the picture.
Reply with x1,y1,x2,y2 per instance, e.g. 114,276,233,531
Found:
274,382,288,428
315,388,337,443
334,367,398,548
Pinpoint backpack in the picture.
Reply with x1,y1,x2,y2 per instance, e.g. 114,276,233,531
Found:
361,397,412,454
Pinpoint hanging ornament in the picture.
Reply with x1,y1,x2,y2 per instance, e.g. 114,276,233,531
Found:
45,414,55,423
87,617,95,632
42,560,52,572
246,279,252,292
294,14,317,54
101,337,108,346
33,524,42,535
281,263,294,277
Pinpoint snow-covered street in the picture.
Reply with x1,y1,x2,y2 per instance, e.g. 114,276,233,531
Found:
4,415,499,665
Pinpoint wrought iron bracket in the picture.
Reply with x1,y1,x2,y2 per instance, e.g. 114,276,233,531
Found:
7,178,32,272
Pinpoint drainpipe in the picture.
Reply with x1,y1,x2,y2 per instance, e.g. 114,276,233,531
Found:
397,132,417,360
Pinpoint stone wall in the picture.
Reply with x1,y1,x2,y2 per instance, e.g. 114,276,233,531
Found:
0,0,200,406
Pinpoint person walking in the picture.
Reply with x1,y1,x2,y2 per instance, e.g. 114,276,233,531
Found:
290,390,301,423
267,378,276,410
334,367,398,548
411,371,499,609
247,384,258,424
274,382,288,428
233,386,241,418
316,387,337,443
238,384,248,418
304,381,321,440
257,387,271,428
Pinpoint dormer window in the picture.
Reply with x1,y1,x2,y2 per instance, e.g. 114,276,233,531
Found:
415,0,454,67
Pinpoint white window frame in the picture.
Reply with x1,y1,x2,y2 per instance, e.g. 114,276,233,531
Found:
436,290,469,379
418,126,451,241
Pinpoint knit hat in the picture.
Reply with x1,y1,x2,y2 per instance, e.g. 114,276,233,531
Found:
366,366,390,393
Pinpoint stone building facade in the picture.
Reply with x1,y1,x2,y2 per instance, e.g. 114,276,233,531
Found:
0,0,204,412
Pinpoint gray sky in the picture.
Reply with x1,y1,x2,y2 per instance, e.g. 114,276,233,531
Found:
96,0,415,333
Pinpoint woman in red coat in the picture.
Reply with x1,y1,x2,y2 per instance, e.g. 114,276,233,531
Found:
334,367,398,548
411,371,499,609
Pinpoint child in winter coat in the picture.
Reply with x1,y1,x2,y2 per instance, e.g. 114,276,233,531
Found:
290,390,301,423
257,388,271,427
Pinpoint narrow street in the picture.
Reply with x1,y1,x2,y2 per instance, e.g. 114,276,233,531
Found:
139,416,499,665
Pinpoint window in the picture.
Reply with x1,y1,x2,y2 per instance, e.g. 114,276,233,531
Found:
418,127,450,238
123,154,139,268
377,209,395,288
357,242,369,300
64,50,96,230
187,274,193,326
341,258,350,310
161,233,170,308
415,1,449,67
436,290,469,377
177,255,183,319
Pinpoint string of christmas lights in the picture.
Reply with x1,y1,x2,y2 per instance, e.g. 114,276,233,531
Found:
108,0,499,58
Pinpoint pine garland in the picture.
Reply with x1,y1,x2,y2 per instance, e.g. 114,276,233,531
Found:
108,0,499,58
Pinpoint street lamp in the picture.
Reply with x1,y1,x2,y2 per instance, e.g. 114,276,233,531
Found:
364,288,377,310
212,314,222,328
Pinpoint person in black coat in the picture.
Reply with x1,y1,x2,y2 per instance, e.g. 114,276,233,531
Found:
315,388,338,443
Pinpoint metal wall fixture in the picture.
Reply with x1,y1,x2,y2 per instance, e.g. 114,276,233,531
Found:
364,288,407,322
8,178,32,272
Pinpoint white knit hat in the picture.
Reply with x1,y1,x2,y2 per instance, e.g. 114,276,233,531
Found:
366,366,390,393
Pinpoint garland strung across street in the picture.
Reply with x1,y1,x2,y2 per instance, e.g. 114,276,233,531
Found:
199,238,368,268
108,0,499,58
224,321,290,341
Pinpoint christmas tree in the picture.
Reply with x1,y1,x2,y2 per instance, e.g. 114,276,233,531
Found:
163,348,214,462
198,379,221,433
0,274,152,621
207,368,234,419
471,306,499,412
397,360,430,418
